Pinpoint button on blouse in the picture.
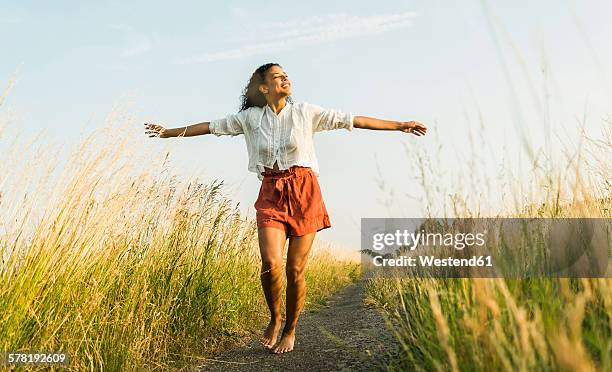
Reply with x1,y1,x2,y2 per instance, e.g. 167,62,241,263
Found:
208,102,354,181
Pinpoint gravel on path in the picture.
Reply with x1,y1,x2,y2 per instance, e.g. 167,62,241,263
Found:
199,280,399,372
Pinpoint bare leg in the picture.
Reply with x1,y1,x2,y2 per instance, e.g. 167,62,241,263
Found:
257,226,286,349
273,231,316,354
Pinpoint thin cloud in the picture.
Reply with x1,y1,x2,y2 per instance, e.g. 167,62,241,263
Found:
177,11,416,64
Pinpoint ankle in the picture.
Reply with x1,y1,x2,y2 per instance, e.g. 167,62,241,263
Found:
269,317,282,325
281,328,296,337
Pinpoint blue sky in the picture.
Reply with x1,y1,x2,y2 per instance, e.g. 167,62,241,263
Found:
2,0,611,252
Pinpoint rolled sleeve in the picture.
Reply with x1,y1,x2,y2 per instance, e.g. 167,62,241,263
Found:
306,103,354,133
209,112,246,137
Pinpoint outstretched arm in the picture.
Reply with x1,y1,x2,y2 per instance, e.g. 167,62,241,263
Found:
144,122,211,138
353,116,427,136
145,111,247,138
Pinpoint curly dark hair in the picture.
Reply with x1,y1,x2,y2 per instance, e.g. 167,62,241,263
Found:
239,63,293,111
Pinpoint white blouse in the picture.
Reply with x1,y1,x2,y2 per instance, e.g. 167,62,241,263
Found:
209,102,354,181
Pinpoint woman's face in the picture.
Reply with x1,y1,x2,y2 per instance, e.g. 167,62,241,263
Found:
260,65,292,98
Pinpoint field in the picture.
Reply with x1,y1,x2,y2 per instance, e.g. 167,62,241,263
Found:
0,104,359,370
365,106,611,371
2,14,611,368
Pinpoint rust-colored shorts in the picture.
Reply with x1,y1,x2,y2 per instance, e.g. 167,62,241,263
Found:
254,165,331,238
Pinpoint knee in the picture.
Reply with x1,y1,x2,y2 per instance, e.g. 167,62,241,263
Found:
286,264,306,283
261,259,282,275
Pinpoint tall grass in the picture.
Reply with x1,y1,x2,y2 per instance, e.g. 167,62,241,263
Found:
366,5,611,368
0,100,359,370
366,114,610,371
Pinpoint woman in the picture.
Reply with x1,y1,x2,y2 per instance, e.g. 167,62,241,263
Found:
143,63,427,354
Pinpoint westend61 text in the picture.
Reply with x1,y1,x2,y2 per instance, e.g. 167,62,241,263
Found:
372,255,493,267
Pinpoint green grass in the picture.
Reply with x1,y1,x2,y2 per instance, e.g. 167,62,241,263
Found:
0,112,359,370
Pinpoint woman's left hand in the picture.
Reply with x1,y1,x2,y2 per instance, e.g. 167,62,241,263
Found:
399,121,427,136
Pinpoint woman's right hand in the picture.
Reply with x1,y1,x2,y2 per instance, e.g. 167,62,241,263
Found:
144,123,169,138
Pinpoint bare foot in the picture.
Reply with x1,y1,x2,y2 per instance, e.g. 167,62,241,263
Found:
259,320,281,349
272,332,295,354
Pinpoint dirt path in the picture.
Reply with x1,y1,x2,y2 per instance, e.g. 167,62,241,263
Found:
199,280,398,372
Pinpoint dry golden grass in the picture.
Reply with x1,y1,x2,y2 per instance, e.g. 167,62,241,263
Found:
366,101,611,371
0,99,359,370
